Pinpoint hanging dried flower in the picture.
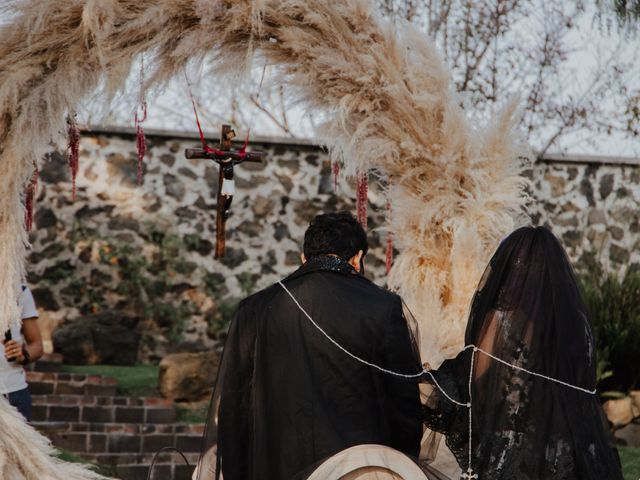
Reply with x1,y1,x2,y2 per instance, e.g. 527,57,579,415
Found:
66,114,80,200
356,172,368,229
135,105,147,185
385,201,393,274
332,161,340,192
135,57,147,185
24,163,39,231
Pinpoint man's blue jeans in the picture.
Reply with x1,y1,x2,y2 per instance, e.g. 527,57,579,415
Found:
5,387,32,422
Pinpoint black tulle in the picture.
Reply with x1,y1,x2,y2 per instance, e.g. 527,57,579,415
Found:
422,226,624,479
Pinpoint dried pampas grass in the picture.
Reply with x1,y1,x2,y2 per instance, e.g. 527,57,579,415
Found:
0,397,108,479
0,0,530,364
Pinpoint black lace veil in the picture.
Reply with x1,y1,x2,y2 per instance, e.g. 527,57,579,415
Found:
422,226,623,479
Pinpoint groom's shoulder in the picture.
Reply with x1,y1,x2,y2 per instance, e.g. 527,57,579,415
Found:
237,283,281,311
351,275,402,306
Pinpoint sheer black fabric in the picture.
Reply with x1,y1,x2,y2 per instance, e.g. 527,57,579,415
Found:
196,255,448,480
422,226,623,479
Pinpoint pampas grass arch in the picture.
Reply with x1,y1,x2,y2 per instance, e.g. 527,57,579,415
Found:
0,0,530,367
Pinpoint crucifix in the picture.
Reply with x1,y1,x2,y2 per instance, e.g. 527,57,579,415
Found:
461,468,478,479
185,124,264,258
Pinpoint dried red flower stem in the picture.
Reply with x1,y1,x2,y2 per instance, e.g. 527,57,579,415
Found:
66,115,80,200
24,164,39,231
356,172,368,229
385,201,393,274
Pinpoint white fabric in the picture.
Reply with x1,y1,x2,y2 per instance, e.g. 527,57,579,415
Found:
0,286,38,394
307,445,429,480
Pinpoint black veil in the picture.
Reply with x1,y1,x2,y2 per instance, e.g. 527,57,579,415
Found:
422,226,623,479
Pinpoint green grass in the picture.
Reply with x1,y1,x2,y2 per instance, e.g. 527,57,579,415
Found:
56,449,115,477
60,364,159,397
621,446,640,480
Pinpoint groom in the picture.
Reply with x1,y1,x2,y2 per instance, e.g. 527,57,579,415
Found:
208,212,423,480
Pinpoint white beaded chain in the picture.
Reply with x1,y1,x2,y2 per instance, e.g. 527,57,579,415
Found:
277,281,597,479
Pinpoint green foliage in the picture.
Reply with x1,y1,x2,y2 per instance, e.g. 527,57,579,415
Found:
206,298,239,341
175,403,209,424
580,269,640,394
96,227,199,343
620,446,640,480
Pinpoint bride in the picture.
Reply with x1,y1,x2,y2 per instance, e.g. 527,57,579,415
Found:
421,226,623,479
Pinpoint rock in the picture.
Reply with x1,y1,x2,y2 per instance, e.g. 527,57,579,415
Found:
609,244,630,265
52,311,140,365
30,288,59,311
236,220,263,237
158,351,220,401
178,167,198,180
34,208,58,229
631,391,640,417
29,242,66,264
107,215,140,232
252,196,274,217
305,154,319,166
273,221,290,241
164,174,185,200
318,160,334,195
40,151,70,183
276,173,294,193
561,230,583,250
587,209,606,225
160,154,176,167
106,152,138,186
175,207,197,219
608,225,625,241
599,174,614,200
285,251,301,266
603,397,634,428
222,247,248,269
579,178,595,207
615,422,640,447
277,158,301,173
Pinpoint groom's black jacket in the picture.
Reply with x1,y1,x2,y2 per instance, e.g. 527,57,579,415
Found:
216,255,422,480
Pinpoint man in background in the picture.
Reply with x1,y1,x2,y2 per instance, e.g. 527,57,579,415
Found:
1,283,44,422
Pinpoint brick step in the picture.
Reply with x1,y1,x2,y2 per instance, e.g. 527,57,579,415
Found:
115,462,193,480
34,421,204,436
82,452,200,467
32,394,172,407
38,428,203,455
32,402,176,424
26,372,117,396
27,353,64,372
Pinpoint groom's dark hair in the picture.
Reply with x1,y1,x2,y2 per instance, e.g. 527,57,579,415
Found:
303,212,368,261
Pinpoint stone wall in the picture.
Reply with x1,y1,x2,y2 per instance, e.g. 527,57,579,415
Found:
26,128,640,361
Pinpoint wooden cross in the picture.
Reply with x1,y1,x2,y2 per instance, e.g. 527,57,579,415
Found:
461,468,478,479
185,124,264,258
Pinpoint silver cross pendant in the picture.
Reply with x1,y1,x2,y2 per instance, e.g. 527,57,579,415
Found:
461,468,478,480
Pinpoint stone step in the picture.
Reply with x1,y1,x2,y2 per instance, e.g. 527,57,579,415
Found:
32,402,176,424
26,371,117,396
39,428,203,455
